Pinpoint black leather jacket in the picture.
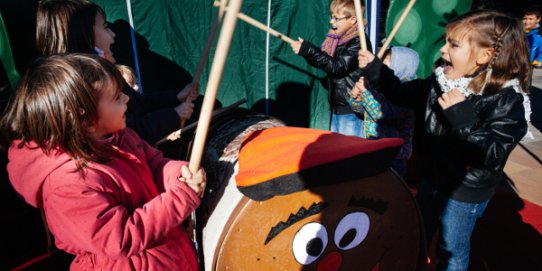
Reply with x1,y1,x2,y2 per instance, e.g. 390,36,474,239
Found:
298,36,372,114
363,58,527,203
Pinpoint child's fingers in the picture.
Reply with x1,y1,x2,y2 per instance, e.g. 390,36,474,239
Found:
180,165,193,180
178,102,194,119
437,95,446,109
192,85,199,93
290,37,303,54
358,77,365,86
448,89,464,99
354,79,365,91
192,169,207,197
180,166,206,197
357,50,375,68
351,85,360,95
438,89,464,110
193,168,206,184
191,83,199,92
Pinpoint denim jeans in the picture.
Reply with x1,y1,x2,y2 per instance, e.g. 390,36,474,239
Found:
330,113,363,137
416,181,489,271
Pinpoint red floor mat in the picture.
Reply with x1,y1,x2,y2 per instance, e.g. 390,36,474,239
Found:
469,189,542,270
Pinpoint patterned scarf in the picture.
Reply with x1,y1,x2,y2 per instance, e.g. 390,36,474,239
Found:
321,24,359,56
434,66,476,97
435,66,522,97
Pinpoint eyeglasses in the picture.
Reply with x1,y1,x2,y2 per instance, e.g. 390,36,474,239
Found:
330,16,351,23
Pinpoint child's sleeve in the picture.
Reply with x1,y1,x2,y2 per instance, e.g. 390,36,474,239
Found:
349,88,407,122
534,34,542,64
362,58,431,109
348,89,382,120
132,129,190,192
442,90,527,169
42,168,200,259
298,39,360,77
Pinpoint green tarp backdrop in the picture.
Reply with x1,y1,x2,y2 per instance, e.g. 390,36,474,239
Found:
386,0,473,78
1,0,474,129
92,0,473,129
94,0,333,129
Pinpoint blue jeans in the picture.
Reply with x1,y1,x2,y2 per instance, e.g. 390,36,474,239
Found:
330,113,363,137
416,181,489,271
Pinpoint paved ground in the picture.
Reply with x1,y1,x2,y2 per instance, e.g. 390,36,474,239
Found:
504,68,542,206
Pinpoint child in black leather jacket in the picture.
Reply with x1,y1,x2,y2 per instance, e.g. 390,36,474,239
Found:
358,10,529,270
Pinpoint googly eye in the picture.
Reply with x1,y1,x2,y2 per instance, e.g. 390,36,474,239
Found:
334,212,370,250
292,222,328,265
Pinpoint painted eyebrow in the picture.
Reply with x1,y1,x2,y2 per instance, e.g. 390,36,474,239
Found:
347,195,388,215
264,201,328,245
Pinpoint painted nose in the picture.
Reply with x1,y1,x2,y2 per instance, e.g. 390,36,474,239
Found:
317,251,342,271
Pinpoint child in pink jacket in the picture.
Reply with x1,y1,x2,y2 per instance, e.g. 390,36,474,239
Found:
1,54,206,270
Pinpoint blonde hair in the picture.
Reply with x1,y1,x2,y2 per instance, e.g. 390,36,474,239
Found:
330,0,365,17
1,54,125,167
446,10,531,95
117,64,138,91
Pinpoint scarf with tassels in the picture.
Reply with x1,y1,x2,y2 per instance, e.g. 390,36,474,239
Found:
321,24,359,56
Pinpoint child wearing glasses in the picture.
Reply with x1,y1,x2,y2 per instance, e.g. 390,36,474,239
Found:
291,0,372,136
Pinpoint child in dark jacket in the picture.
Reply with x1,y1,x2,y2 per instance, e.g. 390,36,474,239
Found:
291,0,372,136
1,54,206,271
36,0,198,143
348,47,419,176
358,11,529,270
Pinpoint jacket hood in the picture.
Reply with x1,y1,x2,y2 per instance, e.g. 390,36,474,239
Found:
390,47,419,82
7,141,73,208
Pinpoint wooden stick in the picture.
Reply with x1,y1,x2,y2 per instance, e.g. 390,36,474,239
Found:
188,0,244,173
193,0,228,86
218,0,227,20
186,2,231,256
377,0,416,59
154,99,247,146
353,0,367,51
188,1,232,257
180,0,229,129
214,1,294,44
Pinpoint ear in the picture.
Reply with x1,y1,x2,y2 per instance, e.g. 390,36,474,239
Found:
476,47,494,65
349,15,358,26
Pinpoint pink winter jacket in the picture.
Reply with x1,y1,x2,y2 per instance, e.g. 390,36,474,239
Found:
7,129,200,271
